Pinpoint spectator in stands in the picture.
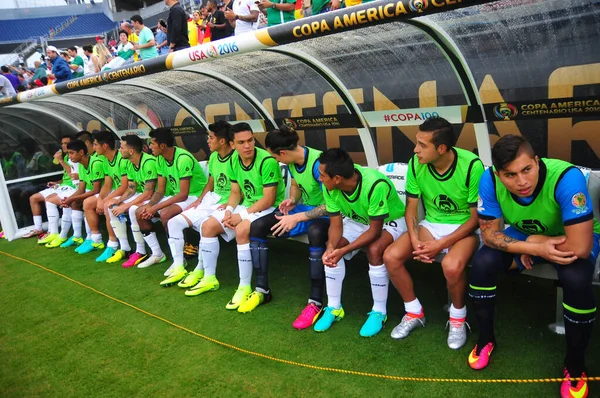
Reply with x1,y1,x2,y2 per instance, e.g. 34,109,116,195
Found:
102,31,135,71
166,0,190,52
201,7,212,42
45,46,72,83
257,0,296,26
311,0,332,14
32,61,47,82
67,47,85,78
1,66,19,90
225,0,259,35
188,9,206,46
93,35,112,69
15,85,27,93
120,22,140,61
206,0,228,41
219,1,235,37
82,44,100,75
155,19,169,55
16,73,25,86
131,15,158,60
0,74,16,97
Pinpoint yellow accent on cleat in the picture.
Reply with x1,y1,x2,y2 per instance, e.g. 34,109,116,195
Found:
238,290,271,313
185,275,219,296
106,249,128,264
159,265,187,287
178,269,204,288
38,233,58,245
45,237,67,248
225,285,252,310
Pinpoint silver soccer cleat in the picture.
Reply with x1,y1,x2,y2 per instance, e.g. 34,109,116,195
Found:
446,320,471,350
390,314,426,340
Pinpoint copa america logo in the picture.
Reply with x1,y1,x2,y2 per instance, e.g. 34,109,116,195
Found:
207,45,218,58
493,102,518,121
283,118,297,129
409,0,428,13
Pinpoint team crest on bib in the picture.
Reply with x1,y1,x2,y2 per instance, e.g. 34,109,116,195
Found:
515,219,548,235
433,194,458,212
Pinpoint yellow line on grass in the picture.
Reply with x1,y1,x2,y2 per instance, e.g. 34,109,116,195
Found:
0,249,597,384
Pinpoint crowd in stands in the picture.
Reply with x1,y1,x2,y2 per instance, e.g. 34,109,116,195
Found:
0,0,369,96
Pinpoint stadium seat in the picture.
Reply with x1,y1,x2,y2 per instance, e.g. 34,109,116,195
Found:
0,14,116,43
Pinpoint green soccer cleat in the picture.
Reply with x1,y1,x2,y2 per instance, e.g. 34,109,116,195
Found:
238,290,272,313
159,264,187,287
45,237,67,248
185,275,220,296
60,236,84,248
225,285,252,310
106,249,129,264
37,233,58,245
177,267,202,288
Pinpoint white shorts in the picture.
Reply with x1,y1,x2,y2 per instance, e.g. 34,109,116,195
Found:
39,185,76,199
207,205,275,242
122,192,140,204
156,195,198,214
342,216,407,259
419,220,481,254
180,192,222,231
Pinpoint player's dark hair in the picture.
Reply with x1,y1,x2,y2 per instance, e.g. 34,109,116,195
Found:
130,14,144,24
75,130,93,145
67,139,88,154
93,130,116,150
318,148,354,179
230,122,253,137
419,117,455,150
120,134,144,153
149,127,175,147
60,134,72,141
492,134,536,171
265,124,299,154
208,120,232,142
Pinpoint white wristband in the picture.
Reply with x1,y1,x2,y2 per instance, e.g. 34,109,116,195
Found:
239,209,250,220
225,205,234,212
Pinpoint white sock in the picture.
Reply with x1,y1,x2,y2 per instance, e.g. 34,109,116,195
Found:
84,218,91,240
129,205,146,254
201,237,219,276
449,304,467,319
143,232,163,257
33,215,43,231
60,207,72,239
91,233,103,244
324,258,345,309
404,298,423,315
72,210,83,238
237,243,252,286
109,211,131,252
107,239,119,249
368,264,389,315
167,215,188,266
46,202,59,234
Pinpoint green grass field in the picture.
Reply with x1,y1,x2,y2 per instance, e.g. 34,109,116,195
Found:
1,235,599,397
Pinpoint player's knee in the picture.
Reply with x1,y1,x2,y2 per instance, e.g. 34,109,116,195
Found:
83,197,94,210
249,217,270,239
366,241,387,264
558,258,594,292
236,220,251,239
307,223,328,247
201,218,219,237
442,256,466,281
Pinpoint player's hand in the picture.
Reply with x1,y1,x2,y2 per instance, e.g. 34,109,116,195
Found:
535,237,577,265
221,209,232,224
47,181,59,188
140,205,155,220
520,254,534,270
412,240,444,264
224,214,242,229
105,198,119,208
62,197,72,208
96,199,104,215
185,199,201,211
278,199,295,215
53,151,62,161
323,248,344,267
271,213,299,237
112,204,127,217
330,0,341,10
225,9,236,20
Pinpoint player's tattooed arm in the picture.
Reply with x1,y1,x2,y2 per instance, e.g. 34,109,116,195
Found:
479,217,518,251
144,180,156,193
147,191,164,206
411,215,419,236
305,205,327,220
